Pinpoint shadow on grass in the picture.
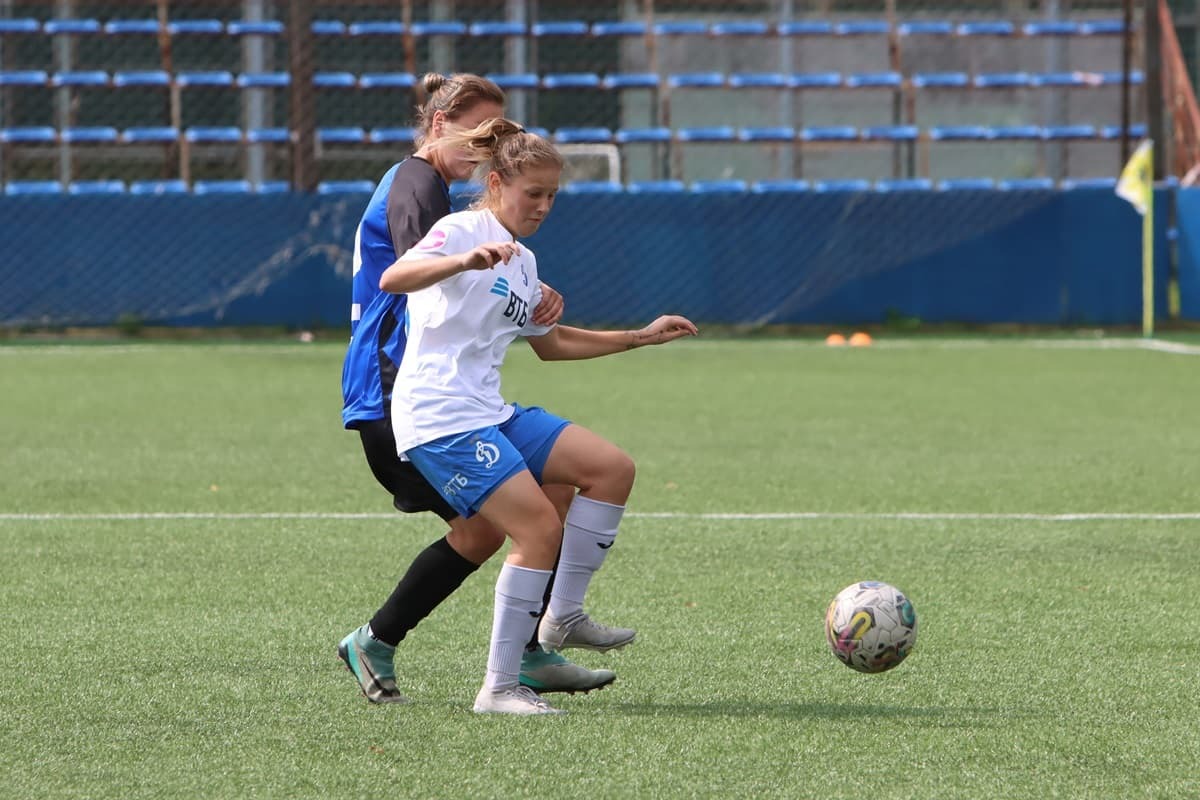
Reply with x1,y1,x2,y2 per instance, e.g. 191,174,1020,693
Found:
609,701,1015,723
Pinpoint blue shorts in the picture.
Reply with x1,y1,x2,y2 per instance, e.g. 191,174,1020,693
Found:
404,404,570,519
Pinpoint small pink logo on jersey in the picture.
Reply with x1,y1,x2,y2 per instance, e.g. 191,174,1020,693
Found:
416,229,447,250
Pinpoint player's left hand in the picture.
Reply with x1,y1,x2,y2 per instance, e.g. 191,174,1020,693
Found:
637,315,699,345
532,282,564,326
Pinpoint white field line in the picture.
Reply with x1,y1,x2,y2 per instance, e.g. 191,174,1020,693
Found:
2,511,1199,522
2,337,1198,356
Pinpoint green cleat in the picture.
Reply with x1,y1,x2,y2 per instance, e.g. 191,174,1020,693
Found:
337,625,409,704
519,645,616,694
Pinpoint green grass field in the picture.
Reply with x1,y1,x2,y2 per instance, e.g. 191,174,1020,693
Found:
2,337,1198,799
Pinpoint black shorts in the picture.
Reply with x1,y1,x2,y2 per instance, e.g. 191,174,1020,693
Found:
356,417,458,522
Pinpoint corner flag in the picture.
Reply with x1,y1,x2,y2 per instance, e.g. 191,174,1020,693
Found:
1115,140,1155,337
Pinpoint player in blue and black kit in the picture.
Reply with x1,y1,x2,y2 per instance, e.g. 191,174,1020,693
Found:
338,73,629,704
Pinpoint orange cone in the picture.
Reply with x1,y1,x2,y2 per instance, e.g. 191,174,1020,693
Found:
825,333,847,346
848,331,873,347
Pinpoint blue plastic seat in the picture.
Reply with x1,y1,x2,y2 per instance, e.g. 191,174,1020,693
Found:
237,72,291,88
791,72,842,89
44,19,101,35
553,127,612,144
738,127,796,142
368,128,417,144
129,180,189,195
194,180,253,194
1100,71,1143,85
627,180,686,193
1023,21,1081,36
1100,124,1147,140
912,72,969,88
348,21,405,36
358,73,415,89
177,71,234,88
1060,177,1118,190
469,22,525,36
51,71,108,87
678,126,736,142
778,21,834,36
990,125,1043,140
835,21,889,36
602,74,659,90
524,126,551,139
167,20,224,35
1080,20,1127,36
0,70,48,86
227,21,284,36
256,181,292,194
186,126,242,143
246,128,290,143
113,71,171,88
411,22,467,36
846,72,902,88
562,181,622,194
5,181,62,195
543,73,601,89
863,125,919,141
1030,72,1087,88
668,73,725,89
311,20,347,36
691,179,748,193
487,73,540,90
899,21,953,36
653,22,709,36
936,178,997,191
591,21,645,37
318,180,376,194
615,127,672,143
998,177,1055,190
68,180,126,195
957,21,1015,36
62,127,119,143
104,19,160,35
1,127,57,144
1042,125,1097,140
317,127,365,143
801,126,859,141
122,127,179,143
0,19,40,34
929,126,990,141
532,21,589,36
814,179,872,192
974,72,1030,89
750,179,811,192
711,22,769,36
313,72,357,89
874,177,933,192
729,73,789,89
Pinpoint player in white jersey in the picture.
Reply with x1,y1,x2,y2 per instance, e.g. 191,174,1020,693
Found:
380,118,698,715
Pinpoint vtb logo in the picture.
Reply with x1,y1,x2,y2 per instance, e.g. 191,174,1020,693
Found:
489,277,528,326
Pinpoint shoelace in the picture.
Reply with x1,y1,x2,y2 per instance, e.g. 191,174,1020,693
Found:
510,686,552,708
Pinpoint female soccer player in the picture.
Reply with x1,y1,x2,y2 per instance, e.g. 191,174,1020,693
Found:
339,73,620,704
379,118,698,714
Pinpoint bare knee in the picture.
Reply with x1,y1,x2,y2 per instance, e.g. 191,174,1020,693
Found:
446,516,506,566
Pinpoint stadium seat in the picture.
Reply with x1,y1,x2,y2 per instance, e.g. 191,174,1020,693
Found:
602,74,659,90
368,128,418,144
874,178,933,192
543,73,602,90
1042,125,1098,140
1060,177,1118,190
791,73,842,89
691,179,749,193
0,70,48,86
129,180,189,195
317,180,376,194
348,21,405,36
469,22,525,37
50,71,109,87
313,72,357,89
615,127,672,144
0,127,57,143
176,71,235,88
842,71,900,89
562,181,622,194
627,180,686,193
246,128,291,144
185,127,242,143
974,73,1030,89
411,22,467,37
0,19,40,34
226,21,284,37
113,71,171,88
989,125,1043,140
712,22,770,37
801,126,859,141
729,73,790,89
62,127,119,143
553,127,613,144
814,179,872,192
532,21,589,37
43,19,101,35
358,73,415,90
68,180,127,195
936,178,998,191
677,127,737,143
750,179,811,192
237,72,291,88
193,180,253,194
653,22,709,36
930,126,990,141
778,21,834,36
104,19,161,35
863,125,919,141
912,72,969,88
255,181,292,193
4,181,62,195
957,21,1016,36
317,127,366,144
668,73,725,89
738,127,796,143
122,127,180,144
899,21,954,36
836,21,890,36
1081,20,1128,36
591,21,646,37
311,20,347,36
166,20,224,36
998,177,1055,190
1100,124,1147,140
1024,21,1082,37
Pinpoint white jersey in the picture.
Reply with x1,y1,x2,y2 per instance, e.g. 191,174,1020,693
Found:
390,208,554,453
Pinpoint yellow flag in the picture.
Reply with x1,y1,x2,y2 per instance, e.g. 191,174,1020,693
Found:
1116,140,1153,216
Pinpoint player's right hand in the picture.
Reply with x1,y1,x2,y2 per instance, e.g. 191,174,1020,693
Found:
462,242,519,272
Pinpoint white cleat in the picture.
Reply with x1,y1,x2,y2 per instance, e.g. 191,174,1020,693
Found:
538,612,636,653
473,685,566,716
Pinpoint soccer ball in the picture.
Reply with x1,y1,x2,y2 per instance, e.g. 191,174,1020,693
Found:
824,581,917,673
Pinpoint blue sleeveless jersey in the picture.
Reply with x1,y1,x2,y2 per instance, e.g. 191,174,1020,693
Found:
341,159,450,429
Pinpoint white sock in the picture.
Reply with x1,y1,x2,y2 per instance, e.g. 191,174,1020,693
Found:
484,562,552,692
547,496,625,620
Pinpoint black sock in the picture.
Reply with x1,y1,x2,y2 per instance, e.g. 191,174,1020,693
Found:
525,563,559,652
369,536,479,647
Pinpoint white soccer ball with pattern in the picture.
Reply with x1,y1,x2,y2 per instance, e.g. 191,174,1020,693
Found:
824,581,918,673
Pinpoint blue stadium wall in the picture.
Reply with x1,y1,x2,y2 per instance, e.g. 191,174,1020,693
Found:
1,188,1194,327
